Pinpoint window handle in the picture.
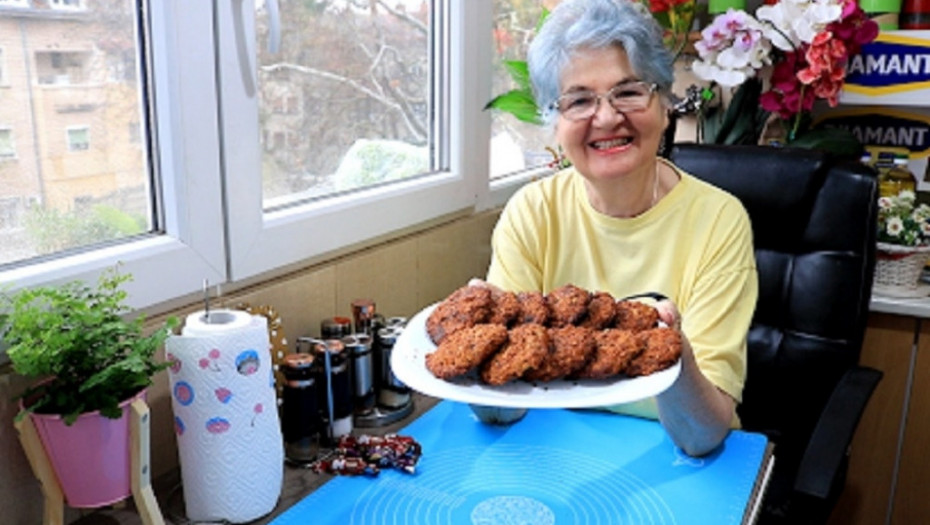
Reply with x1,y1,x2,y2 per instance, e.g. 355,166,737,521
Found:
267,0,281,54
231,0,255,96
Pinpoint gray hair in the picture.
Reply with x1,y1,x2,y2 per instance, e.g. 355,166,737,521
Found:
528,0,674,127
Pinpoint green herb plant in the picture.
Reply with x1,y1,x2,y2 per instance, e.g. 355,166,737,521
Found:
1,266,178,425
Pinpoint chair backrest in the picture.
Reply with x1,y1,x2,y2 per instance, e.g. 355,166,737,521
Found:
668,143,878,472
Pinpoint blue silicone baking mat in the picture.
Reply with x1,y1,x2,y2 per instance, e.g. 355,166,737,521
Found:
270,401,769,525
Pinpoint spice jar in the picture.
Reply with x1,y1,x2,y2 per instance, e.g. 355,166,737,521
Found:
280,352,321,464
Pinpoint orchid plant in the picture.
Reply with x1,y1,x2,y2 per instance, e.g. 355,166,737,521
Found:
690,0,879,150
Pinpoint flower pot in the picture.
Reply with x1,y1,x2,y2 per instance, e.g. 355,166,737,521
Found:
25,389,146,508
874,243,930,298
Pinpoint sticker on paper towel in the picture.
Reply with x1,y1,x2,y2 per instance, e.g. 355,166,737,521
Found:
206,417,231,434
174,381,194,406
236,349,261,375
215,387,232,404
199,348,222,371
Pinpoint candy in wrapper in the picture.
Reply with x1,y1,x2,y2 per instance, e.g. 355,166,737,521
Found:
311,433,422,476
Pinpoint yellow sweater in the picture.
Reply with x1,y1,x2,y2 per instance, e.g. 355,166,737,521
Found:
486,159,758,421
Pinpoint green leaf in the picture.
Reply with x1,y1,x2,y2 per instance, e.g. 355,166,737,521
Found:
789,127,863,158
700,79,770,146
484,89,542,125
535,7,550,33
2,265,174,425
502,60,532,92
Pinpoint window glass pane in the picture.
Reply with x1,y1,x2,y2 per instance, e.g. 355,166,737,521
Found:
490,0,554,179
0,0,155,267
66,126,89,150
256,0,435,210
0,128,14,157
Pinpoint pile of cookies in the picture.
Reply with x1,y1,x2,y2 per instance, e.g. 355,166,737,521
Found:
424,284,681,386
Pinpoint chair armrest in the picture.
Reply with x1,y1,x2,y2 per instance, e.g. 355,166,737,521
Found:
793,366,883,499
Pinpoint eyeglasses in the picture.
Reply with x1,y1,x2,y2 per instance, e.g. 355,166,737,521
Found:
550,81,658,121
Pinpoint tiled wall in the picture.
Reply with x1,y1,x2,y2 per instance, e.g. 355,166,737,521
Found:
0,209,500,524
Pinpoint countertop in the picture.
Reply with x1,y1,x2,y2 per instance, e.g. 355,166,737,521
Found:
72,393,441,525
871,293,930,319
61,293,930,524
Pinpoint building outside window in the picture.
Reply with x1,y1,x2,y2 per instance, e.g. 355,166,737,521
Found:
0,1,154,272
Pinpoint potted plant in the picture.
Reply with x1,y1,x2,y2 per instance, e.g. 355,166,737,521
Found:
874,190,930,297
1,266,177,508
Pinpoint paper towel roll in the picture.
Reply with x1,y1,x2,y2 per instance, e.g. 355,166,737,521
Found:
166,309,283,523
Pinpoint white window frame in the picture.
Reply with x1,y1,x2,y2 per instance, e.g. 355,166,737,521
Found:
0,0,225,310
0,0,539,313
216,0,495,281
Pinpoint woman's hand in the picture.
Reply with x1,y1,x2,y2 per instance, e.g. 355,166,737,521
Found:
653,297,735,456
653,299,682,332
466,277,498,291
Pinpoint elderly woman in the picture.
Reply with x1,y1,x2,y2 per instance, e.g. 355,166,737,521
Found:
484,0,758,456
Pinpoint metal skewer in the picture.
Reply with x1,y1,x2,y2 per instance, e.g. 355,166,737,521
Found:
203,278,211,323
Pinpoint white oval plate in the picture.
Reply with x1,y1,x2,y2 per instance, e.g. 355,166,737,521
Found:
390,303,681,409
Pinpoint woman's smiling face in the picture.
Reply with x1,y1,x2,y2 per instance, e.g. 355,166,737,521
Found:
554,46,667,184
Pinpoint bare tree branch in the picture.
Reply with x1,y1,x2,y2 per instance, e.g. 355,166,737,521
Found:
374,0,428,35
261,62,427,140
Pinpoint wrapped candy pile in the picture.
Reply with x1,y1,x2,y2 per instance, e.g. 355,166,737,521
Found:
312,434,422,476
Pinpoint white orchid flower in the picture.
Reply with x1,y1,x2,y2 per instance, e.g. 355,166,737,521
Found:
757,0,844,49
692,59,753,87
692,9,772,86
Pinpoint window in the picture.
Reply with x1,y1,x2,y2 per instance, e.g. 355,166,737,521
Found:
1,1,503,313
66,126,89,151
35,51,89,85
488,1,554,181
0,127,14,158
253,1,436,208
216,0,489,280
0,0,224,309
50,0,85,10
0,197,22,230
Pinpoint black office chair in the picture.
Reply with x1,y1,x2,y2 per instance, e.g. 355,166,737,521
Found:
668,143,883,525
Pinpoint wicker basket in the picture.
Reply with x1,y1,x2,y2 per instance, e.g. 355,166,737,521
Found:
874,242,930,297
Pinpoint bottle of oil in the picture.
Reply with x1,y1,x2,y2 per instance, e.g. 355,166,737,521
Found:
870,147,916,198
883,153,917,198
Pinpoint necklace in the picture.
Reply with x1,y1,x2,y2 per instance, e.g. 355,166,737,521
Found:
652,161,660,209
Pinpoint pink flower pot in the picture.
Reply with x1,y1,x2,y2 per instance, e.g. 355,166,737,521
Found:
27,389,146,508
